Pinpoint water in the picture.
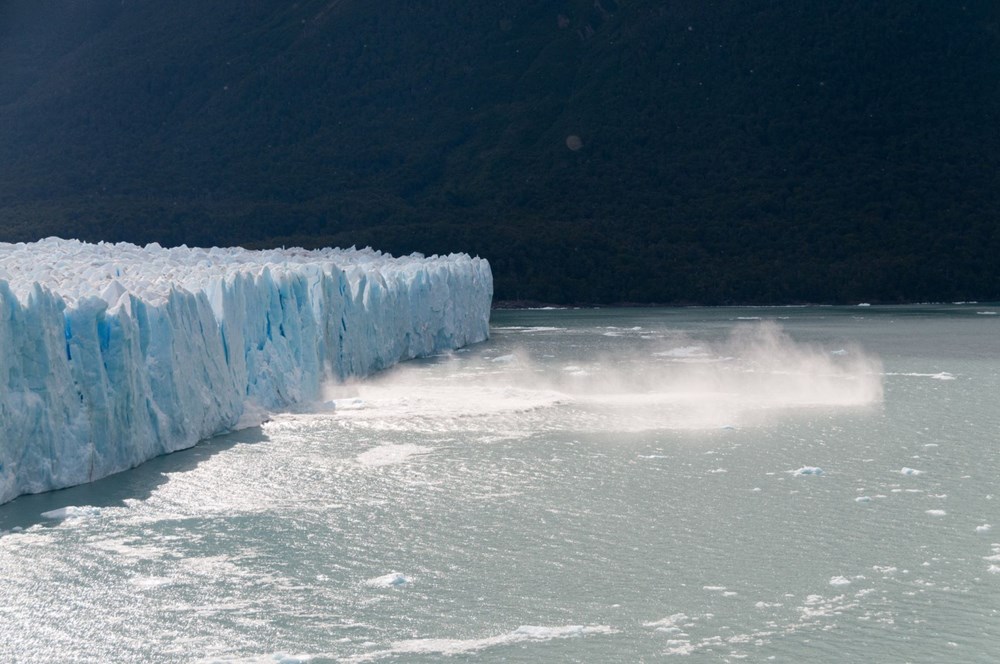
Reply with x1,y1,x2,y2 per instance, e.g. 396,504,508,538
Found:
2,306,999,662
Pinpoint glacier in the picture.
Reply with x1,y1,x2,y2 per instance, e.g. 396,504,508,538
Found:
0,238,492,505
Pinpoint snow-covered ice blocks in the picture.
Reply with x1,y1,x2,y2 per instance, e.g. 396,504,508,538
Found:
0,238,492,504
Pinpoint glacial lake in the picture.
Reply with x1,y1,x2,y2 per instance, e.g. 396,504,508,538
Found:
1,306,998,663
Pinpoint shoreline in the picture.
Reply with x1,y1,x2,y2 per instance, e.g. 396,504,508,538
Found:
491,300,998,310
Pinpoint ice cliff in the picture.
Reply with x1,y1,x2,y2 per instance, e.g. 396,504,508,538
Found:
0,239,492,504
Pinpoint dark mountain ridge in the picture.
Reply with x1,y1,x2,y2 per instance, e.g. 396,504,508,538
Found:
1,0,998,304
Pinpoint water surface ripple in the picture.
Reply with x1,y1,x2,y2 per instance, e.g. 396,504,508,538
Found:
2,306,998,662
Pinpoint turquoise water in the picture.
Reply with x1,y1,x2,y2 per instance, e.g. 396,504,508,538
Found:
1,306,998,662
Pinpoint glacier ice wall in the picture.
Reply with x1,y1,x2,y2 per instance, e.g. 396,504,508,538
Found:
0,239,492,504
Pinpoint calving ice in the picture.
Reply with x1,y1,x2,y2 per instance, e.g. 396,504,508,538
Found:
0,238,492,504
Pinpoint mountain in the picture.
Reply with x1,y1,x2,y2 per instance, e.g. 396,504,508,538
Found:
2,0,999,304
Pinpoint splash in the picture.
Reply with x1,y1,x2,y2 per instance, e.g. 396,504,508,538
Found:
320,322,883,432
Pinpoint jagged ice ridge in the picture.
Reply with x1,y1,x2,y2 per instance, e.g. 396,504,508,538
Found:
0,238,492,504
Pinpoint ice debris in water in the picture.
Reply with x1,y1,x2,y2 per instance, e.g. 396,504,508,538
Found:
900,467,923,476
987,546,1000,574
976,524,992,534
40,505,102,520
365,572,411,588
360,624,616,659
829,576,852,586
0,238,492,505
793,466,824,476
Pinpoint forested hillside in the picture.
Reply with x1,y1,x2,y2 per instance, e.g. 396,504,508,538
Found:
1,1,998,303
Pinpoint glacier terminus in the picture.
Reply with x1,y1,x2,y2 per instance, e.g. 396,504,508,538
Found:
0,238,492,505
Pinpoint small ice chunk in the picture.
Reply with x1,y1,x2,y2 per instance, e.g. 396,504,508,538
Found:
855,496,872,503
900,467,923,476
365,572,410,588
656,345,708,358
332,398,365,410
41,505,102,520
491,354,516,363
829,576,851,586
643,613,690,631
976,524,992,534
663,640,697,656
925,509,947,516
793,466,824,476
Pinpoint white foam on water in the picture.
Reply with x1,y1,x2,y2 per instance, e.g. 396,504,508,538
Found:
655,345,710,359
198,654,324,664
925,510,947,516
884,372,956,380
350,624,616,661
829,576,851,586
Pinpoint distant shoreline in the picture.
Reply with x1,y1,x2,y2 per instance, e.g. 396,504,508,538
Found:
490,300,998,310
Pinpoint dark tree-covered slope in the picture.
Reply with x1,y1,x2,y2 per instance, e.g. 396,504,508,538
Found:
1,1,998,304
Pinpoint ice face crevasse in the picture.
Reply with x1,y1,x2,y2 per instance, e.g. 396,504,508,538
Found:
0,239,493,504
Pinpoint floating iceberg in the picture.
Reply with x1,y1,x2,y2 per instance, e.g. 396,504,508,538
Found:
0,238,492,504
